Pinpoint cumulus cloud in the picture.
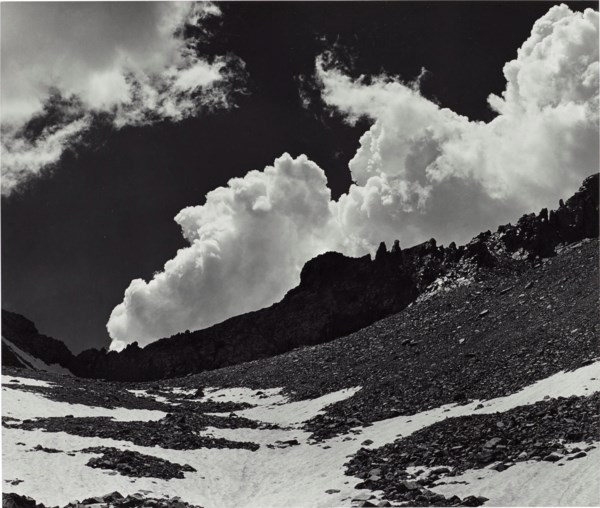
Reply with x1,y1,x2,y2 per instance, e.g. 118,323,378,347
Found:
107,153,339,350
323,4,599,252
1,2,244,196
107,5,598,350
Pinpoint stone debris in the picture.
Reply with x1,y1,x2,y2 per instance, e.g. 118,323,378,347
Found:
81,446,196,479
6,414,261,452
2,492,204,508
345,393,599,505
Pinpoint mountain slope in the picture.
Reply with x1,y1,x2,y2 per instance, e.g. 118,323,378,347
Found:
2,174,598,382
68,172,600,380
2,311,75,375
181,236,598,439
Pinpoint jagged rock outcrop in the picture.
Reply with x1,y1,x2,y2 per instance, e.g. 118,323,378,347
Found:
2,174,598,381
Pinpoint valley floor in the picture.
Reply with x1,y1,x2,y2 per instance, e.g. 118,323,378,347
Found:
2,358,600,508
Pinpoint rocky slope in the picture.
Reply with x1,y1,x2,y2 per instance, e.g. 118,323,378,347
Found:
3,174,598,382
169,235,599,439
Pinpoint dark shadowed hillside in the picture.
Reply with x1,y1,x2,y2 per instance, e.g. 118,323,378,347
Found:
2,311,75,370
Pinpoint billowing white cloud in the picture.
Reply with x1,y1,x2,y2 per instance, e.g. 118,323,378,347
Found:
1,2,244,196
107,5,598,350
323,4,599,252
107,153,339,350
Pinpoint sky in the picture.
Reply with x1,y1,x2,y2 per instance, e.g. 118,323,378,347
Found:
1,2,598,353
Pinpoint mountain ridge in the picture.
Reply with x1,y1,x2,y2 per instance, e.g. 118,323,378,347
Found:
2,173,598,381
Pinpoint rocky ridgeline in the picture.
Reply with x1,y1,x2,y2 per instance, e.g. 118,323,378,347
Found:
2,492,203,508
2,174,598,381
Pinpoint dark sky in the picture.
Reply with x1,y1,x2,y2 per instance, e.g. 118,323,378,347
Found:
2,1,595,353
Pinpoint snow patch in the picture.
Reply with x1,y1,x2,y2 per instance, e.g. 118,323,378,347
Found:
417,272,473,303
202,387,287,407
128,389,173,405
2,383,166,422
3,361,599,507
2,375,54,388
431,443,600,506
235,387,361,426
2,337,73,376
470,360,600,414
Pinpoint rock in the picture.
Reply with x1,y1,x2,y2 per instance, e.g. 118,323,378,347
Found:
2,494,37,508
484,437,503,449
397,481,419,492
275,439,299,447
103,492,124,502
567,451,587,460
460,495,487,506
325,489,340,494
81,496,104,505
81,498,105,505
542,452,563,462
361,440,374,446
32,444,62,453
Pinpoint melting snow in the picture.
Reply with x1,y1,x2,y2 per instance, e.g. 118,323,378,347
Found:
202,387,287,407
3,361,600,507
128,389,173,405
235,387,361,426
2,379,166,422
431,445,600,506
2,375,54,388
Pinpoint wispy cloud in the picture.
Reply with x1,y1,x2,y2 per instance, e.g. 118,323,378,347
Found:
1,2,245,196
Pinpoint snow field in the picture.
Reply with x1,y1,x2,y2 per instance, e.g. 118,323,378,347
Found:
2,361,599,507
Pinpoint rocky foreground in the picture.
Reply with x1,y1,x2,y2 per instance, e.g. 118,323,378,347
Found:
3,492,204,508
